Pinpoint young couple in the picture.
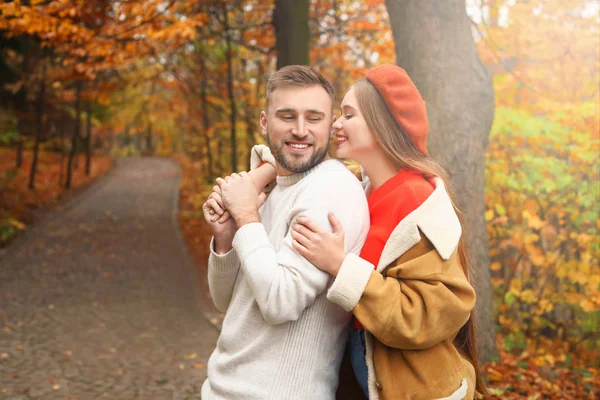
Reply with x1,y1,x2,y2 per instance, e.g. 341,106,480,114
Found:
201,64,487,400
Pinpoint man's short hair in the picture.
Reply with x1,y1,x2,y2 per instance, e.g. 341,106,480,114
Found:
265,65,335,112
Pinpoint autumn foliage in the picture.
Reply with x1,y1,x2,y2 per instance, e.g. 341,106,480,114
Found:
1,0,599,397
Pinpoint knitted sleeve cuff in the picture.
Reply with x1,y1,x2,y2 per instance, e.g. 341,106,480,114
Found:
327,253,374,312
209,237,240,275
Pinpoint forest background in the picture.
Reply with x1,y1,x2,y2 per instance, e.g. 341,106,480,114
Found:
0,0,598,398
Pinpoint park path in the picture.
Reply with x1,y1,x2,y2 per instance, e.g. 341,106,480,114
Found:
0,158,218,400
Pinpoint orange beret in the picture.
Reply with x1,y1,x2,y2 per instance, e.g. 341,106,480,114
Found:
366,64,429,156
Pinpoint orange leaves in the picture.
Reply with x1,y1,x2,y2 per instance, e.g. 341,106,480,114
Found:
484,334,600,398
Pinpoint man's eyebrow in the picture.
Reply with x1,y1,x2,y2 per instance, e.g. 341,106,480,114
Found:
275,108,297,113
275,108,326,116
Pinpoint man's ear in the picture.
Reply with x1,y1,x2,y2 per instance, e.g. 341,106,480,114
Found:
259,111,268,138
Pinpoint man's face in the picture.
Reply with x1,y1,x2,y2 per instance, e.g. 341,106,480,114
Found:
260,85,333,176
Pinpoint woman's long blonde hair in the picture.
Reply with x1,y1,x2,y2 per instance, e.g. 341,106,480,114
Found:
353,78,488,397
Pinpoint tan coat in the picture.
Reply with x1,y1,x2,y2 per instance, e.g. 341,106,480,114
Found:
329,178,476,400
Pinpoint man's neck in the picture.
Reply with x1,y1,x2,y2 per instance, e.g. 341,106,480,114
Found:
275,155,332,177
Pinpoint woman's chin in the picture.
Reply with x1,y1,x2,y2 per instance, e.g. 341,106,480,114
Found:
334,146,350,159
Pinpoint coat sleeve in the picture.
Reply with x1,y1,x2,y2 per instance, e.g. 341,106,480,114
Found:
327,234,476,350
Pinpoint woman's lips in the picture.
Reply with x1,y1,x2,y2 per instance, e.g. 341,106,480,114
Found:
335,135,348,146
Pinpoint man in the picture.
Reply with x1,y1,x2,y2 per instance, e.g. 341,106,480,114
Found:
201,65,369,399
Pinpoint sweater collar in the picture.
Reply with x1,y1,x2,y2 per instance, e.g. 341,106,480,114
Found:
376,178,462,271
276,159,339,187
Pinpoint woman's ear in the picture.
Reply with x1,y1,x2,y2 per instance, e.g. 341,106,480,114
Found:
260,111,268,138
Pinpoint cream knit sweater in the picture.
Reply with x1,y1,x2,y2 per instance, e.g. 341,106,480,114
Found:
201,159,369,400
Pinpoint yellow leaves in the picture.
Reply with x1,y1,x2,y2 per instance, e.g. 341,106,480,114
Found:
485,209,494,222
534,299,553,315
491,262,502,271
8,219,26,230
532,354,556,367
520,289,538,304
486,367,504,382
526,244,546,267
564,292,582,306
580,299,596,313
523,210,544,230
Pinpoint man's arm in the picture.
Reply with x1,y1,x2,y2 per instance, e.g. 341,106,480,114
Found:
232,216,332,325
207,238,241,312
203,192,240,312
218,169,369,325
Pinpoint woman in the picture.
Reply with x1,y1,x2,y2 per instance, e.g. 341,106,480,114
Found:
208,64,487,399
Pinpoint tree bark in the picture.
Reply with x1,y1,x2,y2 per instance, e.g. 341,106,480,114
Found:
29,60,46,190
16,140,23,168
199,54,214,182
384,0,497,361
222,3,238,173
273,0,310,68
66,81,82,189
241,58,260,170
59,122,65,186
85,101,92,176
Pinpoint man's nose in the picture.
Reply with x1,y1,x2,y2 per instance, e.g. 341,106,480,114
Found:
292,118,307,136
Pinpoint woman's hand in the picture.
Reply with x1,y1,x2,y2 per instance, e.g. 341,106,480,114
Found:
205,185,232,224
291,212,347,276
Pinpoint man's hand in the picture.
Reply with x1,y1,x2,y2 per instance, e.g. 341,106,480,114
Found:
202,190,237,254
217,172,266,229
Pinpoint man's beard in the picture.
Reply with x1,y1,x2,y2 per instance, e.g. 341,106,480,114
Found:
267,131,329,174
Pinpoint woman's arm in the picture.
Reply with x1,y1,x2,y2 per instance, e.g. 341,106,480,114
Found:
249,162,277,193
292,217,475,350
328,236,475,350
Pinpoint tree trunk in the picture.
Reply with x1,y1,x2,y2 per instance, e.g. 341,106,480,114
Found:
146,121,153,154
199,54,214,182
59,122,65,186
384,0,497,361
66,81,82,189
273,0,310,68
241,58,260,170
85,101,92,176
16,139,23,168
29,61,46,190
223,3,238,173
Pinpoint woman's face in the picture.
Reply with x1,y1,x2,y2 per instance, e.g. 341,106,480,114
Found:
332,87,379,161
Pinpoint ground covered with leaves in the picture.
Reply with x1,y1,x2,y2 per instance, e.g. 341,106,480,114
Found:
483,335,599,399
0,147,113,246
